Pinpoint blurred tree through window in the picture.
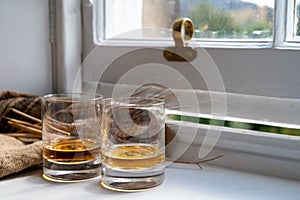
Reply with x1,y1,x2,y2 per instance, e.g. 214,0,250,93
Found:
296,1,300,37
181,0,273,39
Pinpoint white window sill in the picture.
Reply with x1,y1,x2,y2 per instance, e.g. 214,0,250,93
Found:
166,120,300,180
1,164,300,200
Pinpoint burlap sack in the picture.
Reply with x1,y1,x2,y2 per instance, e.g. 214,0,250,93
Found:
0,135,42,178
0,90,42,178
0,90,41,133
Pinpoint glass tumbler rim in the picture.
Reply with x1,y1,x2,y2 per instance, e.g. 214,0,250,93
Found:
42,93,103,103
101,96,164,107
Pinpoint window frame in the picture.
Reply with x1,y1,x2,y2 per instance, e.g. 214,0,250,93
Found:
74,0,300,180
94,0,300,50
274,0,300,48
51,0,82,93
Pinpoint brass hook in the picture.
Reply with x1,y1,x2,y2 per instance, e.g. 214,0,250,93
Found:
172,17,194,47
164,18,197,62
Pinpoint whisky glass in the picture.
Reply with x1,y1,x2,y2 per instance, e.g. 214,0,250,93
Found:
42,93,102,182
100,97,165,191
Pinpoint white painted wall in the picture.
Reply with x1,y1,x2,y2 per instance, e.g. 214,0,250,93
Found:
0,0,52,95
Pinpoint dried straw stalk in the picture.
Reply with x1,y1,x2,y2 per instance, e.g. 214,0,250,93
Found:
2,108,42,142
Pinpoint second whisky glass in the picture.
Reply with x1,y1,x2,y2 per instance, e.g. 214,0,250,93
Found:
100,97,165,191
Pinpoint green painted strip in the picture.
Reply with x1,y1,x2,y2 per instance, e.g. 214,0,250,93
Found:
169,114,300,137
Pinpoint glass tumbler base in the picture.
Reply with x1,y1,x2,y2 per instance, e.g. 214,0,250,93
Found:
43,159,100,182
101,171,165,192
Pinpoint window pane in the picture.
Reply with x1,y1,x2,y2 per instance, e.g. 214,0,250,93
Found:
104,0,274,40
184,0,274,39
295,0,300,39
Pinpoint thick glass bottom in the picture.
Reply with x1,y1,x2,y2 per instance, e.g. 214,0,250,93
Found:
101,166,165,192
43,158,100,182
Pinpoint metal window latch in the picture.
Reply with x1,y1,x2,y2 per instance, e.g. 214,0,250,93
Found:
164,18,197,62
